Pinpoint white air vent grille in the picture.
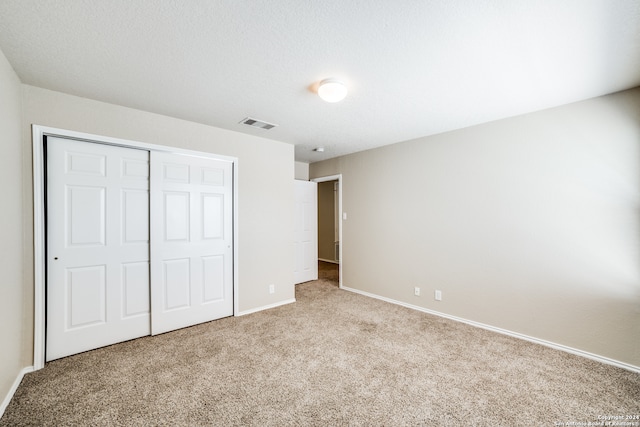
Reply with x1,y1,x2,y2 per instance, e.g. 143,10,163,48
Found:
240,117,277,130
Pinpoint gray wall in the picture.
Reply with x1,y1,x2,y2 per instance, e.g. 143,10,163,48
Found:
22,82,296,317
310,88,640,367
295,161,309,180
0,49,25,406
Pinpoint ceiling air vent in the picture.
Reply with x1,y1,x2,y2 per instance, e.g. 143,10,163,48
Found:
240,117,277,130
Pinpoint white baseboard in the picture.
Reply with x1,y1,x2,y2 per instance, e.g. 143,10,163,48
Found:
318,258,339,264
342,286,640,374
236,298,296,317
1,366,34,418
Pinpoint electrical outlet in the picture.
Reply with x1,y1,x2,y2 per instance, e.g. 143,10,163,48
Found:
435,290,442,301
414,287,420,296
269,284,275,294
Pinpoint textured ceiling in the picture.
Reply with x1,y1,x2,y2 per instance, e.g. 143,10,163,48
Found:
1,0,639,163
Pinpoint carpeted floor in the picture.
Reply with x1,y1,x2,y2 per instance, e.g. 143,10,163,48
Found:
318,260,339,283
2,262,639,426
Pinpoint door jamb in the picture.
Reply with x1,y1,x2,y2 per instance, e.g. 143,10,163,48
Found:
32,125,239,370
311,174,343,288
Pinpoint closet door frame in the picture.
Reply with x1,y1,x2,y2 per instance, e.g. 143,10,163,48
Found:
32,125,239,370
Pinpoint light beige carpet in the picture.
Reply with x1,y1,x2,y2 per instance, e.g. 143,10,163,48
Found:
2,268,639,426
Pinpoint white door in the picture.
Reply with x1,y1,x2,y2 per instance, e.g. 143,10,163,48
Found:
294,180,318,284
150,151,233,335
46,138,150,361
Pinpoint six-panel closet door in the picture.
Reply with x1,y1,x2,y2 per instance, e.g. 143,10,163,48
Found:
46,138,151,361
149,151,233,335
46,137,233,361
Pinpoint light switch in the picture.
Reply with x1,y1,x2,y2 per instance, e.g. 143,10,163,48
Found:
343,212,347,220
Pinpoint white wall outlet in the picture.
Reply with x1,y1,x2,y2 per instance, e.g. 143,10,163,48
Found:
414,287,420,296
269,284,275,294
435,290,442,301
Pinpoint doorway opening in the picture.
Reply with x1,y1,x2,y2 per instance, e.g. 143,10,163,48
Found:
311,174,342,288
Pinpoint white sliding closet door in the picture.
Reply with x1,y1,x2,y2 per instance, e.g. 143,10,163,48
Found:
150,151,233,335
46,137,150,361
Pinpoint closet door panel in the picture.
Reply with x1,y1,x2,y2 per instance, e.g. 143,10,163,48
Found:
46,137,150,361
150,152,233,335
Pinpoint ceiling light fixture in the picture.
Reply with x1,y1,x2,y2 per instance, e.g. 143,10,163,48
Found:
317,78,347,103
313,147,325,152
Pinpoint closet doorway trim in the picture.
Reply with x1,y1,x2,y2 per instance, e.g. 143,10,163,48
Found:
32,125,239,370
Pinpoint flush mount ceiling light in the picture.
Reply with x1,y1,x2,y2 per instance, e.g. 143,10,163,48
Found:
317,78,347,103
313,147,325,152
